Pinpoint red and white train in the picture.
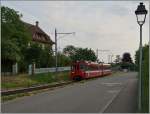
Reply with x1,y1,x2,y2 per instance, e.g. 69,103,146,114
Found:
70,61,112,81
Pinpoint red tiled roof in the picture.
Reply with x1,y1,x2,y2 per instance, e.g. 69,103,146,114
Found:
24,22,54,45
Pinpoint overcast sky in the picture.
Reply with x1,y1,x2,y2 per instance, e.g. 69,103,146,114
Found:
2,1,149,63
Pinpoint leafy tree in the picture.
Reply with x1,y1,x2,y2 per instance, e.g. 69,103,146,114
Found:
39,46,55,68
1,6,31,72
114,55,121,64
57,51,71,67
142,45,149,112
1,6,56,72
135,45,149,68
63,45,97,62
25,44,42,65
72,48,97,62
63,45,77,57
122,52,133,63
121,52,134,70
23,43,55,69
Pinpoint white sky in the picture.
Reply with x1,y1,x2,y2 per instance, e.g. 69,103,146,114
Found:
2,1,149,63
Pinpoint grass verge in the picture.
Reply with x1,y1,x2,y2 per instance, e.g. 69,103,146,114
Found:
1,71,70,90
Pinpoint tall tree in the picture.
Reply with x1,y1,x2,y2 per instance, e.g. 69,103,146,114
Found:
1,6,31,63
1,6,32,72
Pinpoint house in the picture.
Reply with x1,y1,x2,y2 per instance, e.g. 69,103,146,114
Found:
24,21,54,49
2,21,55,75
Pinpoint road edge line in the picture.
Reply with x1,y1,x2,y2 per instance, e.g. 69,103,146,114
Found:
100,82,128,113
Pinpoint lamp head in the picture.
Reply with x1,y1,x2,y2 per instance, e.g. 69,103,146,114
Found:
135,2,148,25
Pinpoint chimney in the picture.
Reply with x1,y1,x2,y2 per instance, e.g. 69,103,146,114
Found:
35,21,39,27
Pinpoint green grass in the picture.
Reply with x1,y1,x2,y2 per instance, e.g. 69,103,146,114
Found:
1,71,70,90
1,71,124,90
2,93,30,102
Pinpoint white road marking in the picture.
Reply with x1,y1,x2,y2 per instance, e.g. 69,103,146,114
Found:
101,82,122,86
99,88,122,113
107,90,120,93
99,82,127,113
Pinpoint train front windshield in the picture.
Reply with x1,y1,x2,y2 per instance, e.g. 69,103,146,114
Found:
71,64,79,71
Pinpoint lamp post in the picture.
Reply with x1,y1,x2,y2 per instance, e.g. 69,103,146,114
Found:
135,2,148,111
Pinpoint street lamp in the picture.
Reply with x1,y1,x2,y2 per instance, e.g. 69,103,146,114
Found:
135,2,148,25
135,2,148,111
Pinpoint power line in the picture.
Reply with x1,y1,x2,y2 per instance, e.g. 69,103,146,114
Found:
55,28,75,73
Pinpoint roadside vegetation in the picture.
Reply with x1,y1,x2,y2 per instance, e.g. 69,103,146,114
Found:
1,71,70,90
135,44,149,113
2,71,124,91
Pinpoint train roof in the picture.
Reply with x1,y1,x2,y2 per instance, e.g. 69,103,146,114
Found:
72,60,111,66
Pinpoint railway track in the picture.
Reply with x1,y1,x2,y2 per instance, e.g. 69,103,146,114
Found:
1,81,73,96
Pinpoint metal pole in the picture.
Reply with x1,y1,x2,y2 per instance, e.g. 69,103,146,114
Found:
107,55,109,63
55,28,58,73
54,29,75,73
96,49,98,62
110,55,111,64
111,55,113,64
138,25,142,111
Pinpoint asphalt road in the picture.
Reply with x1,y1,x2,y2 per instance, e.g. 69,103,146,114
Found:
1,72,138,113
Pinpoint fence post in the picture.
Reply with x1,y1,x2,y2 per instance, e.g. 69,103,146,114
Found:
12,62,18,75
32,62,35,75
28,64,32,75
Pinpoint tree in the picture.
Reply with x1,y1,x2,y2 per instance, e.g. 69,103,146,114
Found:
39,46,55,68
63,45,77,57
63,45,97,62
114,55,121,64
121,52,134,70
1,6,31,72
135,45,149,68
122,52,133,63
72,48,97,62
57,51,71,67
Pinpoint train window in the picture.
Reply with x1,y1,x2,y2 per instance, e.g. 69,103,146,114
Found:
87,66,99,71
79,64,86,70
103,66,111,70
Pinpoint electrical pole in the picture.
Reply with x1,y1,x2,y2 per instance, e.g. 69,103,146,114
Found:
96,49,111,63
55,28,58,73
54,28,75,73
110,54,113,64
108,55,110,63
96,49,99,62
